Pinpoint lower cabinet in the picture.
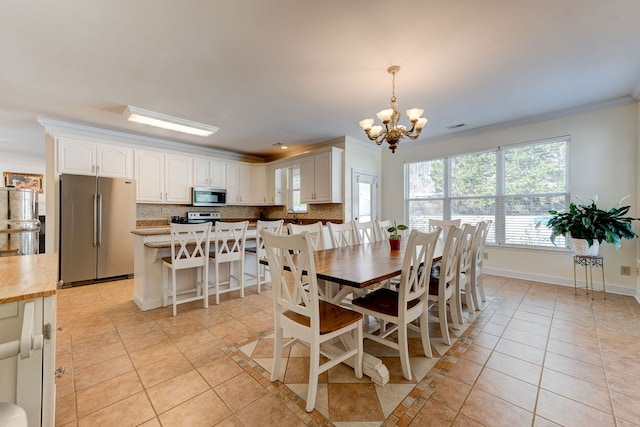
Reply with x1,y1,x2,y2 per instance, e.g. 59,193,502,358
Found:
0,295,56,427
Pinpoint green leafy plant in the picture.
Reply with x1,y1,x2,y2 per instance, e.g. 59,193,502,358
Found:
544,196,638,249
387,221,408,240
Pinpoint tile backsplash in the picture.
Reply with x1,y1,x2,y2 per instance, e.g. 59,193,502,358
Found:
136,203,344,225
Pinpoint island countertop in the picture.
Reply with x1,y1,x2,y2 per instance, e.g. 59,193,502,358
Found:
0,252,58,304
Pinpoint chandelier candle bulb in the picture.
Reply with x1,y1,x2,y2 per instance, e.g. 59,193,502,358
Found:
407,108,424,121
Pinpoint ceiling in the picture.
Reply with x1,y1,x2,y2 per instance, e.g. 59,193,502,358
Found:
1,0,640,160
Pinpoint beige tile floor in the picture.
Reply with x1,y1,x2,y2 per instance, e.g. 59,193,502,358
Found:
54,275,640,426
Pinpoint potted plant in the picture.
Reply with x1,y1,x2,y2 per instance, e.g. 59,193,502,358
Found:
387,221,408,250
544,196,638,255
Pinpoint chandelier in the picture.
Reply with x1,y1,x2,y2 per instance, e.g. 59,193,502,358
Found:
359,66,427,153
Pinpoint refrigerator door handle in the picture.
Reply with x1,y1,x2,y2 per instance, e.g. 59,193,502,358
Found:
97,193,103,246
93,194,98,247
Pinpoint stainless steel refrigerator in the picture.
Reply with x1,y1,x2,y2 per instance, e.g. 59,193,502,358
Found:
60,174,136,285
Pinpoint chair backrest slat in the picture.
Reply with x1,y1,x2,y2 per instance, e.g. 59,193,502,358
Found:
354,221,377,244
327,221,359,248
287,221,325,250
169,222,211,269
214,221,248,261
398,228,441,307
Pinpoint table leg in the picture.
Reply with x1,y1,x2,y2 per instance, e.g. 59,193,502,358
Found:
320,342,390,386
573,261,578,295
601,262,606,299
583,264,590,298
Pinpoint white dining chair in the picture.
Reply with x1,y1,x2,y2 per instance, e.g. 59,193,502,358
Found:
429,219,461,240
262,230,363,412
350,228,440,380
470,220,492,309
327,221,359,248
428,226,463,345
162,222,211,316
209,221,248,304
247,219,284,293
456,223,477,319
374,219,392,241
287,221,326,250
354,221,377,244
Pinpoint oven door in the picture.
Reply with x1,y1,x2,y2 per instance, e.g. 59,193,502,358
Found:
192,187,226,206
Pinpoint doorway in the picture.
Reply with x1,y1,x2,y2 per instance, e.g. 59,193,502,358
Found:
352,170,379,223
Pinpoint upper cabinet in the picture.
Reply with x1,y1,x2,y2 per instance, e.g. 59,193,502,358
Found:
57,137,132,178
226,162,252,205
193,157,226,189
300,147,343,203
251,165,269,205
266,165,285,206
134,149,192,203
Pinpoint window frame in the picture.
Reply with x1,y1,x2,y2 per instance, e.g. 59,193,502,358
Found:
405,136,570,250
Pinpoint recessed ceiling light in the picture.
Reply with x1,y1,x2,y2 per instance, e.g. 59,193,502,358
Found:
124,106,219,137
273,142,288,149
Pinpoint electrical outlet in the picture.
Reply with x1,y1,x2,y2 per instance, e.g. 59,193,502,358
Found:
621,265,631,276
161,207,169,214
483,252,489,260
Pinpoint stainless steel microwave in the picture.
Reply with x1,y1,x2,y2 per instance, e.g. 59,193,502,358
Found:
192,187,226,206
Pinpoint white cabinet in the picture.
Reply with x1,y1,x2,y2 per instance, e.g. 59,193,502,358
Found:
0,295,56,427
266,166,285,205
57,137,132,178
193,157,226,188
134,150,192,203
251,165,268,204
300,147,343,203
226,162,252,205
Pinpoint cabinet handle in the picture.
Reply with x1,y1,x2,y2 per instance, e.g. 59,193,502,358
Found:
55,366,66,378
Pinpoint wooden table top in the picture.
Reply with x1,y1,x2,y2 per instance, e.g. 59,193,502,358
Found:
264,239,443,289
0,253,58,304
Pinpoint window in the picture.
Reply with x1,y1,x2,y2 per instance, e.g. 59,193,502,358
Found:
287,165,307,213
407,138,569,248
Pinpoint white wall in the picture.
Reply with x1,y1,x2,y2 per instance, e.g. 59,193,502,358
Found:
0,151,47,216
343,136,382,221
381,102,640,295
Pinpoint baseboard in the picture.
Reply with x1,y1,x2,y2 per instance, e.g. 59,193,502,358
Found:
484,267,638,297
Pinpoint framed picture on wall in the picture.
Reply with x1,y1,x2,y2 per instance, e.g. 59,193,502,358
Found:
3,171,44,193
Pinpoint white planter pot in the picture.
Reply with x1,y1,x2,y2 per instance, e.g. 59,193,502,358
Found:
571,237,599,256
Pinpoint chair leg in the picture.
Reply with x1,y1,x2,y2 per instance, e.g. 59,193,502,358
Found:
306,341,320,412
398,322,412,381
240,260,245,298
439,298,451,345
162,265,169,308
203,266,209,309
171,269,178,317
271,326,284,382
478,273,486,302
354,321,363,379
465,281,475,312
215,261,220,305
256,260,262,294
471,274,481,310
419,310,432,358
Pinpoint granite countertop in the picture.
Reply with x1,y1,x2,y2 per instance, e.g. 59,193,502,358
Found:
0,253,58,304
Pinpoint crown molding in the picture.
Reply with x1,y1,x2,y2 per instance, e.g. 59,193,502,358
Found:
37,117,262,162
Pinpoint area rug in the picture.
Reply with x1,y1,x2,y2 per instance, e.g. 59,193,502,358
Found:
239,309,479,425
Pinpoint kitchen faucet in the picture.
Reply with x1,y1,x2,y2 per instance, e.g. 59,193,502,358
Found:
286,209,299,224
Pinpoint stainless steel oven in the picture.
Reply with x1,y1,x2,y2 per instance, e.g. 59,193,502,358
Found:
192,187,226,207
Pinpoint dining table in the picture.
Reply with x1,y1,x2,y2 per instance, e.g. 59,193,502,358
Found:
261,237,444,386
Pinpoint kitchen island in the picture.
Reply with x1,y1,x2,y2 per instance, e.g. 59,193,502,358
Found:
0,253,57,427
131,227,258,311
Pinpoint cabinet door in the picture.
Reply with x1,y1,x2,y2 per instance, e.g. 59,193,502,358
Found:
135,150,164,202
238,164,252,204
165,154,193,203
226,162,240,204
57,138,96,175
209,159,226,189
299,155,316,203
274,167,285,205
313,152,332,202
193,158,210,187
251,165,268,204
96,144,132,178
